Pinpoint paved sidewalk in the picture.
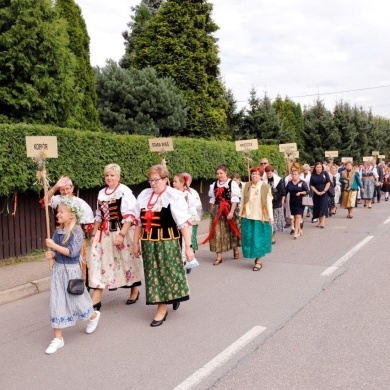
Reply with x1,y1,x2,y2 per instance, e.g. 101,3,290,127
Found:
0,219,210,306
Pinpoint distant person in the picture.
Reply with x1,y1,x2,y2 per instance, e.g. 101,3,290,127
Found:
310,162,330,228
340,161,364,219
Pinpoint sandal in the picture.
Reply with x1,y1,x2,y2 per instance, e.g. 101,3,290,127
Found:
213,255,223,266
253,260,262,271
233,248,240,259
272,240,276,245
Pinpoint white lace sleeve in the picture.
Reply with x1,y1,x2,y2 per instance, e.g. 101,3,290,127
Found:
230,180,240,203
208,183,216,204
120,185,136,223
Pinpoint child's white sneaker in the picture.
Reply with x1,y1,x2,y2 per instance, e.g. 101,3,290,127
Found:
86,311,101,334
45,338,64,354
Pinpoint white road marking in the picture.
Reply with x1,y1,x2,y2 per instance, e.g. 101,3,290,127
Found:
173,326,267,390
384,216,390,224
321,236,374,276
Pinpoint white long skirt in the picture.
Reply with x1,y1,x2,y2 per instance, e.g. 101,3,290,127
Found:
49,262,93,329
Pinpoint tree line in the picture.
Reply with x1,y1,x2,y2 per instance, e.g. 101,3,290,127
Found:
1,0,389,164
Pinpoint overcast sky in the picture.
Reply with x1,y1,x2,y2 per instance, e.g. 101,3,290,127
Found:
77,0,390,118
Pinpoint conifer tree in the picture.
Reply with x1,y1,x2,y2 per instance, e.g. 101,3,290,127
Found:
95,61,186,136
0,0,78,126
132,0,228,138
56,0,101,130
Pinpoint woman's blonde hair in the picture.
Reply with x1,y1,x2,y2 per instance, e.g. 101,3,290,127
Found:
147,164,169,179
104,163,121,176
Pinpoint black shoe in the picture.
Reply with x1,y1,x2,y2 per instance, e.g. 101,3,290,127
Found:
150,312,168,327
93,302,101,311
173,301,180,310
300,220,304,228
126,291,140,305
284,223,291,228
186,268,192,274
290,228,295,235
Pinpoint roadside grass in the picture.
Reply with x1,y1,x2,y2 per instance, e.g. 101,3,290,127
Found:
0,250,46,267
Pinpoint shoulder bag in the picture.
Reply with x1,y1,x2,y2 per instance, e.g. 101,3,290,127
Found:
62,259,85,295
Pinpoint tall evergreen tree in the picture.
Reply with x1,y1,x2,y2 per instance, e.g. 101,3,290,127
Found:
132,0,228,138
242,89,281,142
302,99,337,164
95,60,187,136
223,88,244,140
120,3,153,69
55,0,101,130
0,0,78,126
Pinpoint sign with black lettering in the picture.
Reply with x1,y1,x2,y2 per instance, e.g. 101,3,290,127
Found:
325,151,339,158
279,143,297,153
235,139,258,151
148,137,174,152
26,136,58,158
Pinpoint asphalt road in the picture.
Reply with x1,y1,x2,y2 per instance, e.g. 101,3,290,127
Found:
1,203,390,390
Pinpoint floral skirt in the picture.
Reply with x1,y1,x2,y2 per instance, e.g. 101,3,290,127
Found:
191,224,198,251
50,262,94,329
141,239,189,305
89,227,142,289
241,218,272,259
272,207,284,233
209,205,241,253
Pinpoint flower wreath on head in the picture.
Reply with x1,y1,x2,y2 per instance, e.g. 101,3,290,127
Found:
58,196,84,222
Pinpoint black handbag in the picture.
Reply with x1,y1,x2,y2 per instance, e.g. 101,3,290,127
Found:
327,184,335,197
63,260,85,295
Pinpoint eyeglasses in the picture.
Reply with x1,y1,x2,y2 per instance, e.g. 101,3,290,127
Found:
148,178,162,184
260,162,268,165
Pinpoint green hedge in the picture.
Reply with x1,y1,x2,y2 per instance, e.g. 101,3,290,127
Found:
0,123,286,195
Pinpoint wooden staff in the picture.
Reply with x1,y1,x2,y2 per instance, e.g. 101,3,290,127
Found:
41,167,53,269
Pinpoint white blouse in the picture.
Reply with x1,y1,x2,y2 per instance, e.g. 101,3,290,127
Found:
208,179,240,204
134,187,192,229
94,183,136,223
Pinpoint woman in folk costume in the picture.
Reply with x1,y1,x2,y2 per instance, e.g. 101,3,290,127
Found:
339,161,364,219
203,164,241,266
382,167,390,201
240,166,273,271
89,164,142,311
132,165,194,327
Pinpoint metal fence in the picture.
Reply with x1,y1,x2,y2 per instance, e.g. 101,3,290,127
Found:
0,180,212,261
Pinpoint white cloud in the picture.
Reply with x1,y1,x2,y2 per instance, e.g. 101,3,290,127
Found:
77,0,390,118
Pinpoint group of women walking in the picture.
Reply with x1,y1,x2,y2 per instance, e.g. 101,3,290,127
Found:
45,163,201,354
44,158,386,354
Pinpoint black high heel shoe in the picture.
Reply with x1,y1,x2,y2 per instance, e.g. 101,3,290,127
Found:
93,302,101,311
150,312,168,327
173,301,180,310
126,291,140,305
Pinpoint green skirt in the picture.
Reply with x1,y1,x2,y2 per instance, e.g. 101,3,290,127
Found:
241,218,272,259
141,238,189,305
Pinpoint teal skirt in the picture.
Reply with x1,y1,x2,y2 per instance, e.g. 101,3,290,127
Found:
241,218,272,259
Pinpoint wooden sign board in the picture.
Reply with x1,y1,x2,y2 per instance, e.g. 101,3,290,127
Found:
341,157,353,163
363,156,373,162
285,151,299,158
279,143,297,153
378,155,386,159
148,137,174,152
325,151,339,158
26,136,58,158
372,151,380,156
235,139,258,152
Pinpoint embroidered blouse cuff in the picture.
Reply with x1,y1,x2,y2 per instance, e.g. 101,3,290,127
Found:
122,214,135,223
178,221,192,230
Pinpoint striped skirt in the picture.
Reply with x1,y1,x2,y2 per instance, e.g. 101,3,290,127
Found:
50,262,94,329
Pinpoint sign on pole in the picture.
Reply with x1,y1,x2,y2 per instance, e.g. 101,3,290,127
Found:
148,137,174,152
235,139,258,151
341,157,353,163
372,151,380,156
285,151,299,159
325,151,339,158
26,136,58,270
378,154,386,159
26,136,58,158
363,156,373,162
279,143,297,153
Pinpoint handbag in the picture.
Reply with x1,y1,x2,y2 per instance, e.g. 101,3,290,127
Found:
327,184,335,197
62,259,85,295
302,195,313,207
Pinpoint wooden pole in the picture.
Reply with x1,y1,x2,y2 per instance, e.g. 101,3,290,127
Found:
42,168,53,269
